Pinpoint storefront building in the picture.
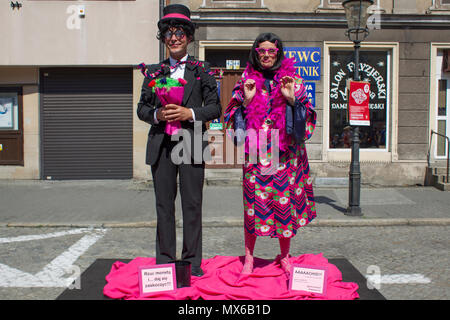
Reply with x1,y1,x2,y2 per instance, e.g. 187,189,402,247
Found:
0,0,159,180
1,0,450,187
184,0,450,186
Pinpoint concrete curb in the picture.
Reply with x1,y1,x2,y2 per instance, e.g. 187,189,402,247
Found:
1,218,449,228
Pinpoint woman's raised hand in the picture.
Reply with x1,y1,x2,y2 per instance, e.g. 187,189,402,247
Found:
280,76,296,106
243,79,256,106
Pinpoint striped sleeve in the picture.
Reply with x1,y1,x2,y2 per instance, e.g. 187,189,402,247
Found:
224,76,245,130
294,77,317,140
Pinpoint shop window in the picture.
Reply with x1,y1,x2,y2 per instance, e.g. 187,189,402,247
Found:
438,79,447,117
0,88,23,165
205,49,249,69
329,50,389,150
201,0,264,9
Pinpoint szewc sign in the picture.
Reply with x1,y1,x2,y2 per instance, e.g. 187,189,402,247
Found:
283,47,321,81
284,47,321,108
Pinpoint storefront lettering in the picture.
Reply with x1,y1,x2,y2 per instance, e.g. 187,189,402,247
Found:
330,63,387,101
331,103,385,110
330,69,347,100
284,47,321,80
285,49,320,64
295,66,320,79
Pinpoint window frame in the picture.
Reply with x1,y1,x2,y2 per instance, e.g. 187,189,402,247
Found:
201,0,265,9
317,0,344,10
432,0,450,10
317,0,383,12
434,51,450,159
0,87,24,166
323,42,399,163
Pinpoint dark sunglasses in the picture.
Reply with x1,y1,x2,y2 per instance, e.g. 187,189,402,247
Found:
164,29,186,40
255,47,279,56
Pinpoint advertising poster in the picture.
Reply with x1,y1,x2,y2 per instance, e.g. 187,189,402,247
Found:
348,80,370,126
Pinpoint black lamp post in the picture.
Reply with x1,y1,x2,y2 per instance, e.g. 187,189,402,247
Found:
342,0,373,216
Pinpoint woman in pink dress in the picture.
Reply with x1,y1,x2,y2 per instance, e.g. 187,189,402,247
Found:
224,33,317,276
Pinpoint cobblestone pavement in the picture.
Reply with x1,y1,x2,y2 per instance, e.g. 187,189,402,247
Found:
0,225,448,300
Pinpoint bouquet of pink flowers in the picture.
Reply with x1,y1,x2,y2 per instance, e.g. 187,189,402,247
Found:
148,77,187,135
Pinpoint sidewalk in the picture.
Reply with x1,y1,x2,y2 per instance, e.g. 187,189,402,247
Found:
1,179,449,228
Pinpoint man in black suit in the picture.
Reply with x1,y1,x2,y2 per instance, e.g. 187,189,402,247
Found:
137,4,221,277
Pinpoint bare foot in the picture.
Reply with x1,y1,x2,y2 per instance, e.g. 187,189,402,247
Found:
279,255,291,276
241,257,254,274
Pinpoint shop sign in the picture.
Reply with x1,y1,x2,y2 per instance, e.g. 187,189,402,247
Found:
348,80,370,126
284,47,321,80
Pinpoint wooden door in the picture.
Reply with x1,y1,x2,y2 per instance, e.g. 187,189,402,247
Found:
206,70,243,168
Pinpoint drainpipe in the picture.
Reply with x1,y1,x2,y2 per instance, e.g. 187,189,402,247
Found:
159,0,165,61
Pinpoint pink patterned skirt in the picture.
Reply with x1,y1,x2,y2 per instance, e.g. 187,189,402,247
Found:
243,141,316,239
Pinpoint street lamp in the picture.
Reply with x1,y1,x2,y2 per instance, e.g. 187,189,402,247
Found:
342,0,373,216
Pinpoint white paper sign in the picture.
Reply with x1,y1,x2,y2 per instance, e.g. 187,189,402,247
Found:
138,264,176,296
289,264,328,295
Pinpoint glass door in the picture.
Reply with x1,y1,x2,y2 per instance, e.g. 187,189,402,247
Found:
0,87,23,165
436,76,449,158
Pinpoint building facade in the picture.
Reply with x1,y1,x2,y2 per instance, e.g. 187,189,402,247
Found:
184,0,450,186
1,0,450,186
0,0,160,180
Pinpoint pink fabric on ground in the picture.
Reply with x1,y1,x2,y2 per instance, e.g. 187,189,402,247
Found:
103,254,359,300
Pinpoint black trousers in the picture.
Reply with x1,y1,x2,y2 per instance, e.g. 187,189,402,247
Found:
151,135,204,267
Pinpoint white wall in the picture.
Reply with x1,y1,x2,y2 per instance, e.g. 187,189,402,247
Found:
1,0,159,66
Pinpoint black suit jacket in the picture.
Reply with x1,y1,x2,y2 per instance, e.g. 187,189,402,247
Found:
137,56,222,166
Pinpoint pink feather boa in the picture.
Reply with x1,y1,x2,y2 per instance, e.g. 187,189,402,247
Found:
242,57,296,152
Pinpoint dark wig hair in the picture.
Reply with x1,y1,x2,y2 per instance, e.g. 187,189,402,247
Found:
248,32,285,72
156,19,196,43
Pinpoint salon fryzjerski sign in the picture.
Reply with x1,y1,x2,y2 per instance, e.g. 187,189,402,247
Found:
329,50,388,149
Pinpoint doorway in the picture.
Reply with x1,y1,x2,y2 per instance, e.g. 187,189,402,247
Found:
199,41,252,168
207,70,243,168
436,75,449,158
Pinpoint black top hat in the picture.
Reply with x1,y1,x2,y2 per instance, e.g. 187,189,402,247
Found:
158,4,194,30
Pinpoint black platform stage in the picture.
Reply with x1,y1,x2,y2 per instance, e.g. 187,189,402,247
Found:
56,258,385,300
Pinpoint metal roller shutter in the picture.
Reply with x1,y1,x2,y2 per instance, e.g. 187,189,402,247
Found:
40,67,133,180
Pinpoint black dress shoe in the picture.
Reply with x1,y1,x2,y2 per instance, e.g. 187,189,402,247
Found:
191,266,204,277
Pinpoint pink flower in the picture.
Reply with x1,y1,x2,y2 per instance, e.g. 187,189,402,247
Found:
178,78,187,86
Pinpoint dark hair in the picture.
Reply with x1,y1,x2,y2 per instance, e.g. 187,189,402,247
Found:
248,33,285,72
156,19,195,43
